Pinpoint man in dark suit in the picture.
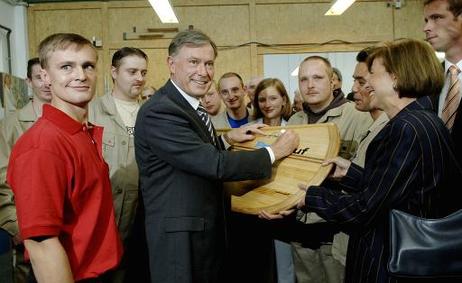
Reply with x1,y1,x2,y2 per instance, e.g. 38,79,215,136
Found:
424,0,462,162
134,29,299,283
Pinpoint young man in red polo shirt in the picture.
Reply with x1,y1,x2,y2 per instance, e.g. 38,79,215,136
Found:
7,33,123,283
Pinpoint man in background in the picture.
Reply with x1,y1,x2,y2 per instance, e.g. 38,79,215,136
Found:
263,56,371,283
332,67,344,98
201,80,225,117
212,72,254,129
89,46,148,283
141,86,156,101
213,71,277,282
424,0,462,162
0,57,52,283
292,90,303,114
330,47,389,272
245,76,263,110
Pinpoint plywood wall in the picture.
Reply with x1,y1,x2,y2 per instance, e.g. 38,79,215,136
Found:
27,0,425,96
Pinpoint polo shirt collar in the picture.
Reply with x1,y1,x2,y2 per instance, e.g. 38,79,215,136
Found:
42,104,87,134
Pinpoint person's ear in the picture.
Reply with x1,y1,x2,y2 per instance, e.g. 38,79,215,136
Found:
167,56,175,75
391,73,398,90
26,78,32,88
111,66,118,81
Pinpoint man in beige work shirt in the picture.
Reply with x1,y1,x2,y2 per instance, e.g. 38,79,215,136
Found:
88,47,148,283
0,57,52,283
287,56,371,283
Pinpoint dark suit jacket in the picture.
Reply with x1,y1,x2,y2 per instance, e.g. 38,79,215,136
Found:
304,96,462,283
134,80,272,283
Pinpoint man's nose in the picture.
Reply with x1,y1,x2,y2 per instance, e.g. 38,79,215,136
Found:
423,20,432,33
197,63,207,76
75,66,86,81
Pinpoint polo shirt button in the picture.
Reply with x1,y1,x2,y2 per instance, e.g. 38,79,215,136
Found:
121,141,127,145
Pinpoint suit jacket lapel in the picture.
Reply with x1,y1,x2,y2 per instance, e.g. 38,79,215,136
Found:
163,80,217,146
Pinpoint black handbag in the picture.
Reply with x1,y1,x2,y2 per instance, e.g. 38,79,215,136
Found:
388,208,462,277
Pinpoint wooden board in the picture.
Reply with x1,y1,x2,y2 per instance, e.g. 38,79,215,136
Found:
224,123,340,215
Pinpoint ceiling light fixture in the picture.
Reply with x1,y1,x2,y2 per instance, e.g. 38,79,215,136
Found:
325,0,356,16
148,0,179,23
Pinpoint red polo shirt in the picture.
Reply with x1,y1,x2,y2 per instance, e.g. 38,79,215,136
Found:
7,104,123,281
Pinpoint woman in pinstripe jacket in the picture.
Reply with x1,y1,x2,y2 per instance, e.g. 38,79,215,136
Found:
295,39,462,283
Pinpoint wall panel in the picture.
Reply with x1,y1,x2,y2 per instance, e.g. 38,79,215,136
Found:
215,46,252,81
256,2,393,44
30,8,103,51
27,0,426,93
394,0,425,40
141,48,170,89
175,5,251,46
108,6,163,43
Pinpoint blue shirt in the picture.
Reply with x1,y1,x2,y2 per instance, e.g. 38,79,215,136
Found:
227,113,248,128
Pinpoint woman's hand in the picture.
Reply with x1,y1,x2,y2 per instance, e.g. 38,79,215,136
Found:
258,209,296,220
322,156,351,179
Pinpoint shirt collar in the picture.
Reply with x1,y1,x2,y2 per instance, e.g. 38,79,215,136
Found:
42,104,89,134
170,79,200,110
444,58,462,74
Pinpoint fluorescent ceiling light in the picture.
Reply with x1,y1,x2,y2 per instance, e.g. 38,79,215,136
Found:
148,0,179,23
325,0,356,16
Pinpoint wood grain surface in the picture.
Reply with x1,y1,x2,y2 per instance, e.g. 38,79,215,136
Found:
223,123,340,214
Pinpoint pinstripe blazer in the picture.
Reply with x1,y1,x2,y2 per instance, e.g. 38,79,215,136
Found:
304,96,462,283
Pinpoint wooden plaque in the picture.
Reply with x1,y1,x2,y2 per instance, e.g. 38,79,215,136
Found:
223,123,340,215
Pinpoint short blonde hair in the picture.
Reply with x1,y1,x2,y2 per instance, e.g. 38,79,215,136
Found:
300,56,333,79
39,33,96,69
367,39,444,98
218,72,244,90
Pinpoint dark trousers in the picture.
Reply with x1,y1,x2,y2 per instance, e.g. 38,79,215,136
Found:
226,212,277,283
0,229,13,283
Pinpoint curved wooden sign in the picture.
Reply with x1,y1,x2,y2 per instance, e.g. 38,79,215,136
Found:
224,123,340,215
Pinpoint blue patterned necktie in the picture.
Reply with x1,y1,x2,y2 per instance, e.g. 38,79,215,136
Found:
196,104,215,144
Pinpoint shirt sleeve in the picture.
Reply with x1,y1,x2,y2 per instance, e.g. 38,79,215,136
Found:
220,135,275,163
7,149,69,239
304,122,421,227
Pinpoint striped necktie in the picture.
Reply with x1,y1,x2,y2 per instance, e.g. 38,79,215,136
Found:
196,104,215,144
442,65,461,131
